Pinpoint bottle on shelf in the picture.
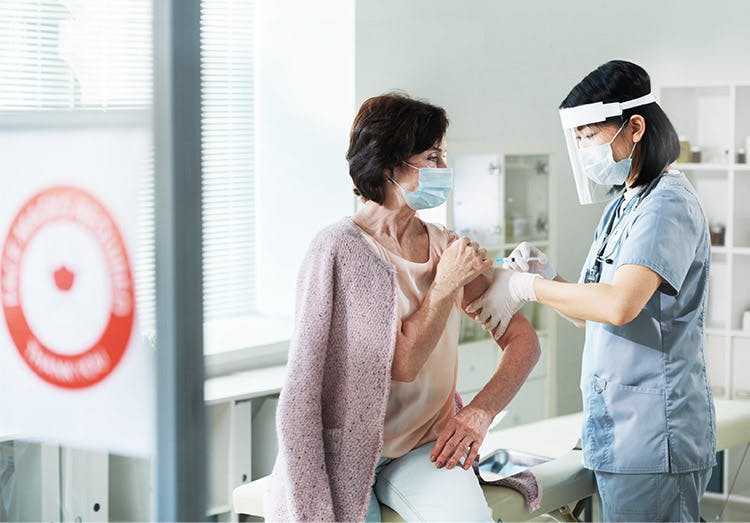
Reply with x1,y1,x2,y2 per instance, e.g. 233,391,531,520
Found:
678,137,691,163
690,145,702,163
710,222,726,246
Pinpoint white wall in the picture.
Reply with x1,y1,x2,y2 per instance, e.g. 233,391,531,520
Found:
255,0,356,316
356,0,750,414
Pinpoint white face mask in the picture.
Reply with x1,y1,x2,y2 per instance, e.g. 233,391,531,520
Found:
579,121,636,187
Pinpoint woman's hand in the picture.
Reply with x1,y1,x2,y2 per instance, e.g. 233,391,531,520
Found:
435,236,492,294
430,405,492,470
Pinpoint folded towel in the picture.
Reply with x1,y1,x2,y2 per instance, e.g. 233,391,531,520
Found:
454,392,543,512
474,465,543,512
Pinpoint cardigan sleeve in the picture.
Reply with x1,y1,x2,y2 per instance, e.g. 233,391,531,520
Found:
273,231,337,521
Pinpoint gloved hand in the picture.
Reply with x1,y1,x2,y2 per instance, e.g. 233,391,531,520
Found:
466,268,539,339
504,242,556,280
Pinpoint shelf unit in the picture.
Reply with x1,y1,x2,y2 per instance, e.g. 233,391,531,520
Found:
661,83,750,501
203,365,286,521
445,152,555,431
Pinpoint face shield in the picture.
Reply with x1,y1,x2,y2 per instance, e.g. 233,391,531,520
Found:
559,93,655,205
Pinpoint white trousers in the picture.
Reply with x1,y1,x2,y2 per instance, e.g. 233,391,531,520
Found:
365,442,493,522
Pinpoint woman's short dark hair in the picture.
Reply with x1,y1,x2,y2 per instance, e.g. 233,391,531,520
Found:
347,92,449,203
560,60,680,188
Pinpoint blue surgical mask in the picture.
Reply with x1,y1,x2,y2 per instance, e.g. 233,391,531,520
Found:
391,163,454,210
579,121,636,187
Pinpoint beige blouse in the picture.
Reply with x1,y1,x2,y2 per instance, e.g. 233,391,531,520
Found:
355,220,462,458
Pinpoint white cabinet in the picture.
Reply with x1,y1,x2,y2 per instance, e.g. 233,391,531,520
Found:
456,339,500,395
661,83,750,502
206,399,254,518
204,366,286,520
660,83,750,398
0,441,133,522
449,153,554,428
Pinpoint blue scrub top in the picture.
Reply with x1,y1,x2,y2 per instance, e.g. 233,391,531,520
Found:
579,171,716,474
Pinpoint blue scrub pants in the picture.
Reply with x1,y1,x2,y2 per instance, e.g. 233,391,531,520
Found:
594,468,712,522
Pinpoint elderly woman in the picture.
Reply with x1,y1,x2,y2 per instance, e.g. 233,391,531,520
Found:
266,93,540,522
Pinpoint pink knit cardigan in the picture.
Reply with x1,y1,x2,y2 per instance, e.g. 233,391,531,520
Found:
265,218,400,522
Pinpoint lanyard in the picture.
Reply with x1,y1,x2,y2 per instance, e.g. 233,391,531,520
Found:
584,175,663,284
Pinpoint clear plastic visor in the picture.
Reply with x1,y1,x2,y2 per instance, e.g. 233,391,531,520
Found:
561,122,623,205
559,93,655,205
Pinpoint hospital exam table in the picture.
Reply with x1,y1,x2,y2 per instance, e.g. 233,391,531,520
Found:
232,399,750,521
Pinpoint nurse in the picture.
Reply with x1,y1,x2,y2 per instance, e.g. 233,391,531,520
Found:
468,60,716,522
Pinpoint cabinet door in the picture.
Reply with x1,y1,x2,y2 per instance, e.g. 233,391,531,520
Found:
207,402,231,513
61,448,108,522
490,378,546,431
528,333,547,380
452,154,504,247
231,400,253,488
504,154,550,244
457,339,499,395
251,396,279,480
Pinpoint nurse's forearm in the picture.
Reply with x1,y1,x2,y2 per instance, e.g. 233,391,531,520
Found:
534,278,627,324
468,312,540,417
549,274,586,327
534,264,663,326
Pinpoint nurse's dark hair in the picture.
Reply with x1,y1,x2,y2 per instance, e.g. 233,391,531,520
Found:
347,92,449,203
560,60,680,188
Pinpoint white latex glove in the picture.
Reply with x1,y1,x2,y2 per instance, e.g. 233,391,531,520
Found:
466,269,539,339
504,241,556,280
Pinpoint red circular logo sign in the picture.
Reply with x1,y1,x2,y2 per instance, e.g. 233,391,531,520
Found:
1,186,135,389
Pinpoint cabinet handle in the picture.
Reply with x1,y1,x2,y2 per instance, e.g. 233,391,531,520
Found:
735,390,750,400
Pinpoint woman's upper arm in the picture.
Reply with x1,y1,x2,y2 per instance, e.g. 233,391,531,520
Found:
461,273,491,311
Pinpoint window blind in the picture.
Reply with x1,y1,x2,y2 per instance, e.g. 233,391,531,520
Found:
200,0,256,321
1,0,257,332
0,0,151,110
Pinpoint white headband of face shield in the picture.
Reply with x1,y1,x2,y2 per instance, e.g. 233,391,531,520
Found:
559,92,656,130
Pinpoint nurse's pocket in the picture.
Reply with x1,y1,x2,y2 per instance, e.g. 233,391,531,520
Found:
596,471,659,515
606,383,669,472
